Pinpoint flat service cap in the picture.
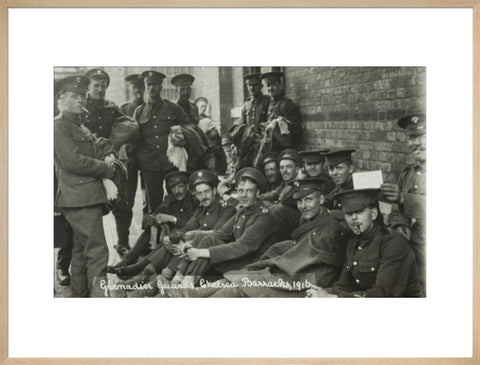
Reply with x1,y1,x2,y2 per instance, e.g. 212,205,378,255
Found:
85,68,110,87
171,74,195,87
292,177,327,200
235,167,267,193
55,75,89,94
142,70,167,83
323,148,355,168
189,170,219,188
397,114,426,136
333,188,379,214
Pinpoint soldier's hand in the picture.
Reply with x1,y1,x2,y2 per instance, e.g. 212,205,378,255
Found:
104,166,116,179
104,154,115,167
186,248,209,261
155,213,175,224
380,183,402,203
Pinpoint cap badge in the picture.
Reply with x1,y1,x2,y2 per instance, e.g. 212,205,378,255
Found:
294,181,299,187
198,172,203,177
75,77,81,84
412,116,419,124
96,70,102,75
149,72,153,77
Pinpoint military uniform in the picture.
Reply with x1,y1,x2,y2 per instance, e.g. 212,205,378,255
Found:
232,73,271,169
388,114,427,292
324,179,354,211
121,99,143,118
54,75,111,297
254,72,302,167
134,73,188,211
83,96,124,138
328,223,422,297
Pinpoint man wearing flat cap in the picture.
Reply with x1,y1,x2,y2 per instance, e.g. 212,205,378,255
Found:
134,70,189,213
306,188,422,298
323,148,355,211
253,71,302,168
174,167,279,287
230,73,271,169
171,73,198,125
160,177,347,298
54,75,116,297
381,114,426,294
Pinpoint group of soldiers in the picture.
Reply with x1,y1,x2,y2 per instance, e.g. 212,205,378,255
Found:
53,68,426,298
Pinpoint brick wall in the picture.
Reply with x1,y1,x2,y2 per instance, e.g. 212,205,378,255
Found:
285,67,426,183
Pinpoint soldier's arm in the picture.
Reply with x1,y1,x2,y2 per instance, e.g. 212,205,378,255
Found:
213,214,236,242
281,99,302,135
54,122,111,178
208,214,277,264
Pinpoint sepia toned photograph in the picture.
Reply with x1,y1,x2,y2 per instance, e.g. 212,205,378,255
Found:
53,66,426,299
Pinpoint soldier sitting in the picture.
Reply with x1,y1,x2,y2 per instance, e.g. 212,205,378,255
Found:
177,167,280,288
107,171,197,277
160,177,347,298
306,188,423,298
298,149,335,195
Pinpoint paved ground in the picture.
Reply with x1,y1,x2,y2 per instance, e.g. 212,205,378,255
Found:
54,177,144,298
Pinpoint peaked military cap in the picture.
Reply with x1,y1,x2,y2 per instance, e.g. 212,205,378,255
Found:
244,73,262,85
235,167,267,193
125,74,144,87
323,148,355,167
261,71,284,81
333,188,379,214
278,148,302,165
292,177,327,200
85,68,110,87
165,171,190,187
189,170,219,189
397,114,426,136
261,151,280,167
171,74,195,87
299,149,330,164
55,75,90,94
142,70,166,83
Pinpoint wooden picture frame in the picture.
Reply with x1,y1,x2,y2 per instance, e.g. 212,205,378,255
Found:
1,1,478,364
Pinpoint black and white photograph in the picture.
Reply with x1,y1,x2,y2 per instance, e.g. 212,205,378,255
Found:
53,66,426,299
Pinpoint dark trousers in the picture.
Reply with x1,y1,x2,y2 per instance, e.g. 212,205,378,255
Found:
62,205,109,297
409,240,426,295
125,229,152,264
142,169,164,212
112,160,139,246
54,215,73,271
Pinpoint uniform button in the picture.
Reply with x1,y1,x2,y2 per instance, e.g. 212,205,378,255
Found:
358,246,363,251
355,279,360,283
313,232,316,235
353,261,358,266
237,225,241,229
414,185,418,189
371,267,375,271
417,171,422,175
156,145,160,149
153,116,156,119
180,209,183,212
99,126,102,129
80,180,84,183
155,136,158,139
241,215,245,219
154,125,157,128
99,117,102,120
203,223,207,227
206,212,209,216
292,240,296,245
338,203,342,207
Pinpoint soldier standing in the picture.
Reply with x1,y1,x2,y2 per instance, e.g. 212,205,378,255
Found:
120,74,145,117
54,75,115,297
134,70,188,212
231,73,270,169
381,114,426,294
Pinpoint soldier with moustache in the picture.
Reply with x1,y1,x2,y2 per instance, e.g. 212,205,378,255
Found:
381,114,427,294
134,70,189,212
54,75,115,297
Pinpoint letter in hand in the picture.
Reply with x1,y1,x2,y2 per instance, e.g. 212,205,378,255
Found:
380,183,401,203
